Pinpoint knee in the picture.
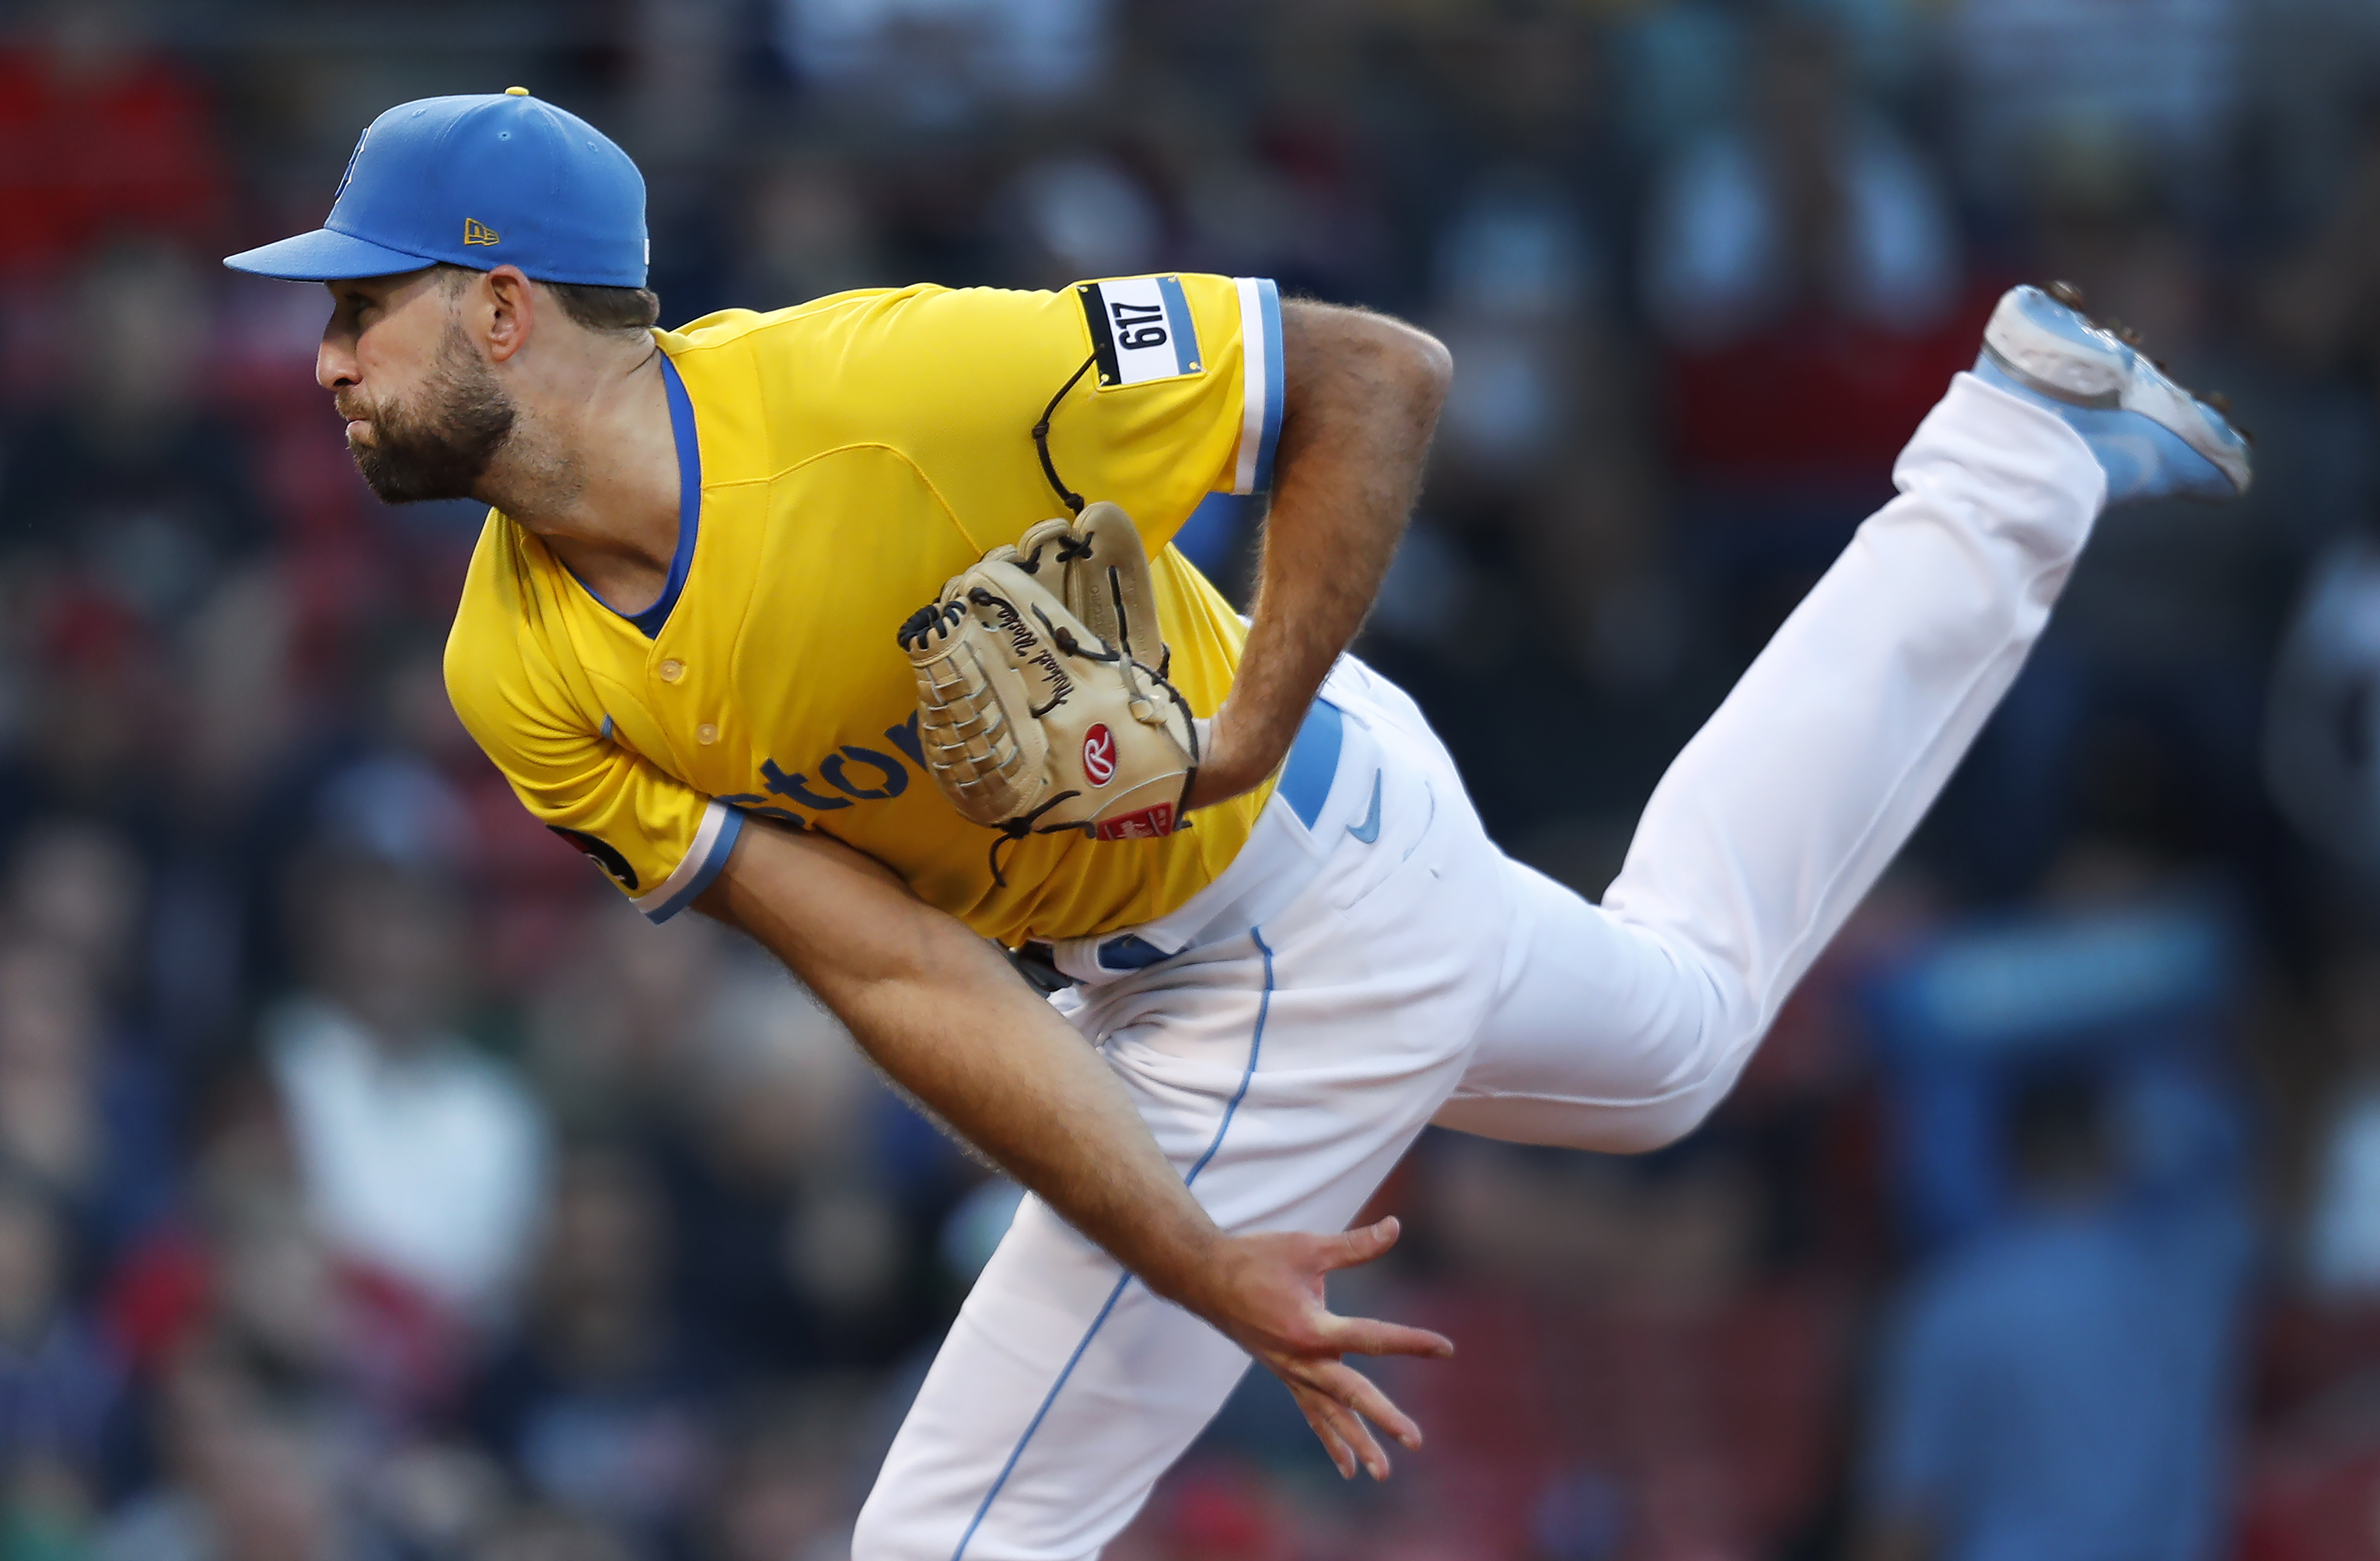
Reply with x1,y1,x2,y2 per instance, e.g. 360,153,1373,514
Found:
1614,1075,1734,1154
1618,969,1768,1153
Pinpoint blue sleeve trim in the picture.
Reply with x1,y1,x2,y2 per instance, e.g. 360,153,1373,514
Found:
642,804,742,923
1252,277,1284,493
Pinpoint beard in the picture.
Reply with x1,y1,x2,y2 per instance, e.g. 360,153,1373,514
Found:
342,324,517,504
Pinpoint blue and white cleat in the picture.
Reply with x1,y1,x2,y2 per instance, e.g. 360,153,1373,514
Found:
1973,281,2252,504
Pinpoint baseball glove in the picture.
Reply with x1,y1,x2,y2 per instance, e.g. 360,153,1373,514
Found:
896,502,1200,884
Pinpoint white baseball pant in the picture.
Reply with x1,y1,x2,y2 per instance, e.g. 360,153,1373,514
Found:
853,372,2109,1559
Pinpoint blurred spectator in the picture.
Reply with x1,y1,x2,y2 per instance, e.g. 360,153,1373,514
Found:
0,945,107,1208
1002,151,1165,289
1640,12,1978,677
1854,1067,2247,1561
0,244,269,623
0,948,172,1278
1171,94,1386,307
525,902,729,1139
2265,537,2380,873
473,1505,636,1561
3,821,143,996
0,1173,121,1494
309,647,474,881
1947,0,2243,210
2261,116,2380,385
774,0,1110,125
700,1386,868,1561
96,1345,389,1561
0,1,228,281
306,629,598,1002
1641,21,1957,350
1423,166,1672,698
1,820,178,1246
104,1046,462,1439
736,154,884,310
622,0,744,168
3,1452,95,1561
1384,1137,1851,1560
471,1146,708,1550
1436,170,1608,469
656,950,918,1374
265,856,546,1323
2305,951,2380,1295
1864,871,2249,1245
1643,13,1969,485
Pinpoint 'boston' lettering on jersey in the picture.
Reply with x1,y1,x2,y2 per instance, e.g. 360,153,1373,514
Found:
717,715,925,825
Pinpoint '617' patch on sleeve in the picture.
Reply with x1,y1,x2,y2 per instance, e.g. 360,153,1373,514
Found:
1078,275,1204,388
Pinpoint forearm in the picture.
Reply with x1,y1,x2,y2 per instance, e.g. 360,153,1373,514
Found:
696,819,1452,1478
1195,302,1449,803
830,939,1223,1304
697,821,1226,1310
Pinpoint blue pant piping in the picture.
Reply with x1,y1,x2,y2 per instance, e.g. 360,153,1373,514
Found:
948,928,1277,1560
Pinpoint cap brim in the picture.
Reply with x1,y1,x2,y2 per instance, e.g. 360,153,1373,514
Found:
222,227,441,282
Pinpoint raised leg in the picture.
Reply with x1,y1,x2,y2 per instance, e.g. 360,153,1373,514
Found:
1440,372,2106,1150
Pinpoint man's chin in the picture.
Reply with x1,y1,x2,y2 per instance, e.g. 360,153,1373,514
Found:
352,451,479,506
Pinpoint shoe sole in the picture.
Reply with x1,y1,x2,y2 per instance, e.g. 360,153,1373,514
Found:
1980,286,2252,497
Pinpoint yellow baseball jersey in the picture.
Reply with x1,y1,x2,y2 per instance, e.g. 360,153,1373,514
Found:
444,273,1286,943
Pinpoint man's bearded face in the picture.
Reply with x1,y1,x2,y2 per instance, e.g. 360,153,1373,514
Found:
339,321,516,504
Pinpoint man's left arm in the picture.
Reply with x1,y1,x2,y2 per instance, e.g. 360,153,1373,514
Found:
1185,300,1452,809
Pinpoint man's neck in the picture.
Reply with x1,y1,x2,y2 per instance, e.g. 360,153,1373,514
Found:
487,341,682,617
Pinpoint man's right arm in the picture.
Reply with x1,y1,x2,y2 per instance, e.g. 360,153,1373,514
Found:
692,815,1453,1479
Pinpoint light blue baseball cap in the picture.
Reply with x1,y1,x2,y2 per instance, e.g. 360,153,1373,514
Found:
224,89,648,287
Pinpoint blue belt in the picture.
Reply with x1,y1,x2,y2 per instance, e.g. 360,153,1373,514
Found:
1015,698,1345,985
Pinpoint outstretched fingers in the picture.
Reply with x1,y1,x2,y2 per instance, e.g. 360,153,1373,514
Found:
1307,1357,1424,1453
1307,1224,1454,1362
1290,1383,1359,1478
1316,1215,1406,1273
1221,1218,1460,1480
1291,1378,1392,1479
1327,1314,1455,1360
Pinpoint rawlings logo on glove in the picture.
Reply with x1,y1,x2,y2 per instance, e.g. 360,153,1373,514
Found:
896,502,1201,884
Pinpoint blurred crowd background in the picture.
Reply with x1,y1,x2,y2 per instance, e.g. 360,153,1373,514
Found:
12,0,2380,1556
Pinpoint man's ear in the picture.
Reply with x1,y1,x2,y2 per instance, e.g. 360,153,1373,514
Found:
482,265,536,364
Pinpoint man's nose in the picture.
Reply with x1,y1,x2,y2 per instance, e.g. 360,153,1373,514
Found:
316,334,357,395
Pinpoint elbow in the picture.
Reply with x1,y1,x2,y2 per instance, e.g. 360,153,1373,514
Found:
1409,323,1455,408
1375,315,1453,421
1282,299,1452,430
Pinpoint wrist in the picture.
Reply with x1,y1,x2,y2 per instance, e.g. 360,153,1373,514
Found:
1187,701,1295,811
1136,1219,1241,1317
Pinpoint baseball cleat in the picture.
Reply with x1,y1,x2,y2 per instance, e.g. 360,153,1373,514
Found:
1973,281,2252,504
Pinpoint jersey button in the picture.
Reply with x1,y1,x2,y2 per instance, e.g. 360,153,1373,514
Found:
657,659,685,682
696,723,719,745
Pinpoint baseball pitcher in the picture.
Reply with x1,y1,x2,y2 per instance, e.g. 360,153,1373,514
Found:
225,91,2251,1559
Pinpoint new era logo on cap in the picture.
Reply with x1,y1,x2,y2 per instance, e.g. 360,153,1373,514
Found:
222,91,647,287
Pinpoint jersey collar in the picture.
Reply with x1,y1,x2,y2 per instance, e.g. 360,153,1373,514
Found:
568,351,699,638
623,353,700,638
